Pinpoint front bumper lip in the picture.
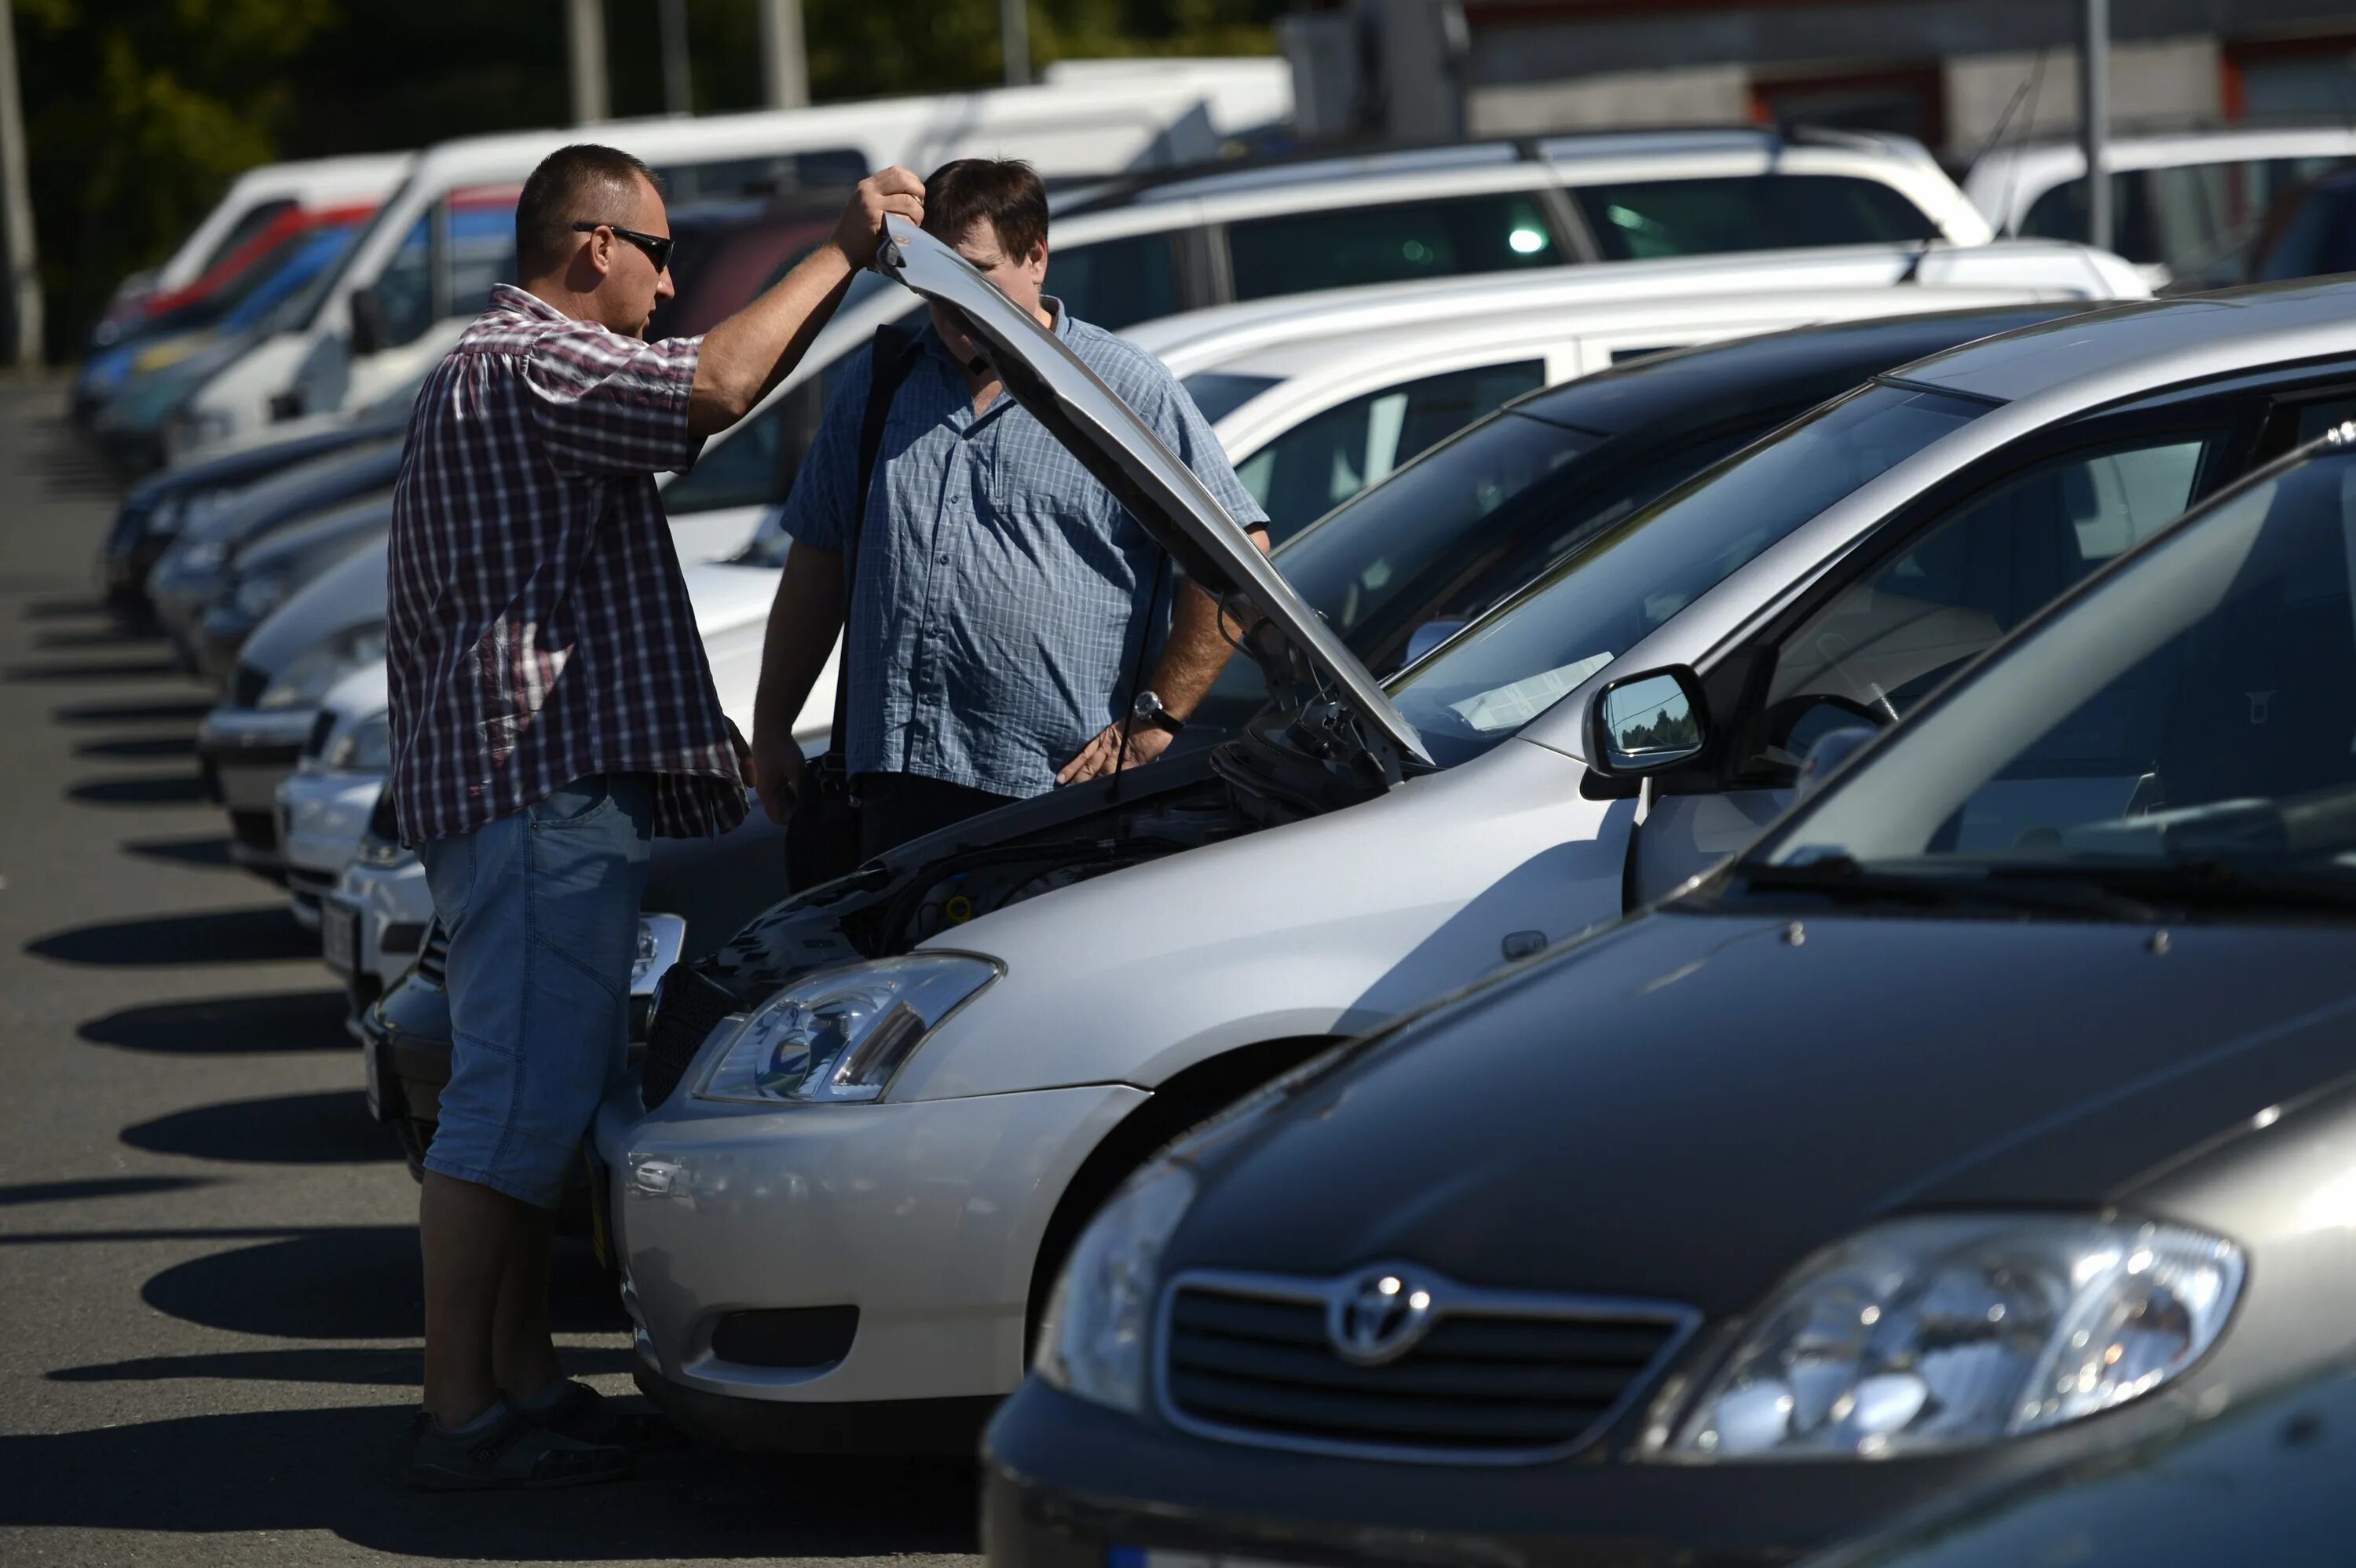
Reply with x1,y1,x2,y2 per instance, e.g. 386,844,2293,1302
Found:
594,1076,1148,1413
979,1378,2196,1568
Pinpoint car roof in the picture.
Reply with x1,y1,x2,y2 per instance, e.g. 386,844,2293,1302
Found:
1508,302,2093,435
1897,276,2356,402
1124,239,2138,376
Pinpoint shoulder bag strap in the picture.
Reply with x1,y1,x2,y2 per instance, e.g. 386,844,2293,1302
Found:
825,323,916,769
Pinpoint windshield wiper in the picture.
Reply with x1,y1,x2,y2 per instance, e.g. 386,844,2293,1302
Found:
1984,857,2356,919
1741,854,2158,920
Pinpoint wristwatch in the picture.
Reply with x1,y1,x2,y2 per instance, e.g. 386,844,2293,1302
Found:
1130,689,1185,736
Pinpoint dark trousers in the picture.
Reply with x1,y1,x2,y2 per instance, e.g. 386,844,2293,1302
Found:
856,771,1020,861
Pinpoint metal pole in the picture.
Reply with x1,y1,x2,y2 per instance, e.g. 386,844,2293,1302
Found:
658,0,693,117
756,0,809,110
0,0,40,367
566,0,609,126
1000,0,1032,89
2080,0,2110,251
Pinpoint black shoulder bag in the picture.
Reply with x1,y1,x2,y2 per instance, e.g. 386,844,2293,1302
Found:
785,325,915,891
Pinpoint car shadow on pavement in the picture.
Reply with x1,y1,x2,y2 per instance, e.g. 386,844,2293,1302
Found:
66,771,208,805
35,624,160,652
0,1175,215,1207
51,696,212,724
28,905,316,965
141,1227,630,1341
122,1089,402,1164
122,831,238,870
4,656,186,682
81,988,350,1053
0,1403,982,1558
46,1343,635,1386
19,595,114,620
76,732,197,758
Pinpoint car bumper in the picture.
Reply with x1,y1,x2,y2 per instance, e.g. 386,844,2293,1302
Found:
331,850,430,1032
595,1075,1147,1446
197,707,317,874
979,1376,2198,1568
277,767,382,924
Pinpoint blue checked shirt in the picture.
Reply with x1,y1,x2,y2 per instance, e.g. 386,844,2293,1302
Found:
779,301,1266,799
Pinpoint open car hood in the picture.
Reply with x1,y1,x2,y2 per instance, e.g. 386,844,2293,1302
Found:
874,217,1432,774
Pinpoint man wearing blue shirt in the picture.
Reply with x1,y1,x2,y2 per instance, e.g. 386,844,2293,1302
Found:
749,159,1269,856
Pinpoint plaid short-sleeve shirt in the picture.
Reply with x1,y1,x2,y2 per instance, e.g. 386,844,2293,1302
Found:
386,283,748,846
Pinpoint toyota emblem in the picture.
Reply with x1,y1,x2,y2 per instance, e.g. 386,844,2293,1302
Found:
1327,1269,1437,1365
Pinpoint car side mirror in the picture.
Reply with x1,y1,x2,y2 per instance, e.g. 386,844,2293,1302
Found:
1402,616,1468,666
348,285,384,359
1590,666,1708,777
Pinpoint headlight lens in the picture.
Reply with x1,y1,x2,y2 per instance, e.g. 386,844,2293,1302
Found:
696,952,998,1105
259,622,386,710
327,709,391,772
233,570,289,620
1033,1163,1197,1414
1661,1214,2242,1461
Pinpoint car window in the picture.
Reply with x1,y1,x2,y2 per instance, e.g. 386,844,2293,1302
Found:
445,200,516,323
1047,232,1183,331
1749,436,2219,777
1235,360,1550,542
1388,382,1988,766
664,396,788,515
2025,157,2354,282
1180,371,1281,426
1760,451,2356,883
662,149,868,202
1224,192,1563,300
196,198,297,275
374,214,434,349
1575,174,1935,261
2256,181,2356,283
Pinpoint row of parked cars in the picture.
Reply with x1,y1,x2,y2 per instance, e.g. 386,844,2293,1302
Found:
86,80,2356,1566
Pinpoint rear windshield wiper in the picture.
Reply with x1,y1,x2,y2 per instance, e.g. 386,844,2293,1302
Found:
1740,854,2158,920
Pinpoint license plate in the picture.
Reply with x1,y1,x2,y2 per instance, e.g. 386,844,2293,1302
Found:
320,897,360,978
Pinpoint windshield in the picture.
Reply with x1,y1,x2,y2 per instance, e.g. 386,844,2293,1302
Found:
297,172,415,331
1753,447,2356,906
1387,381,1991,765
1182,371,1281,426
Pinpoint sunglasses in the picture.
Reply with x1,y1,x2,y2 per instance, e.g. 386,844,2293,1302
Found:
571,221,675,273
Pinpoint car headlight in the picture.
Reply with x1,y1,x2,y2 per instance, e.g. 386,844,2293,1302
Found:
233,570,289,621
259,621,387,710
327,709,391,772
1657,1214,2242,1461
695,952,998,1105
1033,1163,1196,1415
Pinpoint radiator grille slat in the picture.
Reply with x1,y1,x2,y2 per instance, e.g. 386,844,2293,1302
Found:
1159,1277,1692,1464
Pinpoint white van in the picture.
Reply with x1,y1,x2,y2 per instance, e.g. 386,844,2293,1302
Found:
170,65,1290,449
1128,239,2148,538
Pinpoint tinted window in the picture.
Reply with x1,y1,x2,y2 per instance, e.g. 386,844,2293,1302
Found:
1235,360,1549,542
1180,371,1281,426
375,215,434,349
1225,192,1562,300
2256,181,2356,283
447,201,516,321
1753,437,2217,780
663,149,868,202
196,197,297,274
1047,232,1183,331
1762,451,2356,886
1388,382,1987,765
1576,175,1935,261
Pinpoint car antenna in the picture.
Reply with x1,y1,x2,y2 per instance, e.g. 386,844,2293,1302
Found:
1907,49,2048,283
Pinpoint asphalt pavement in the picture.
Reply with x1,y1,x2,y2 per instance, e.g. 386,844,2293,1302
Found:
0,382,984,1566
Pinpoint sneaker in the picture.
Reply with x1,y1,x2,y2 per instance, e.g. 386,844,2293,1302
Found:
407,1402,634,1491
514,1379,682,1449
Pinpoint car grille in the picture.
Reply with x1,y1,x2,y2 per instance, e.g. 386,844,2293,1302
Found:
1158,1270,1697,1464
231,662,269,709
640,966,740,1110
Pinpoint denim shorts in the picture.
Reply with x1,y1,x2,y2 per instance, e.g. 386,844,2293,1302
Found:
417,773,653,1208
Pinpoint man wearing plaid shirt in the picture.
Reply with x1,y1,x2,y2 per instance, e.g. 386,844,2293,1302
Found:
749,158,1269,855
387,143,921,1489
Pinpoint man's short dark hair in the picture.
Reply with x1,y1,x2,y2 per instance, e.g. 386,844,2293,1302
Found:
921,159,1048,261
515,144,665,278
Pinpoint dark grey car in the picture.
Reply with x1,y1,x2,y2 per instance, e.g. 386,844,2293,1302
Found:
983,432,2356,1566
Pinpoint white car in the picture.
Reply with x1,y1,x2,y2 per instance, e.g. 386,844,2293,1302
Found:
172,64,1291,448
594,225,2356,1452
1965,125,2356,289
1127,238,2146,537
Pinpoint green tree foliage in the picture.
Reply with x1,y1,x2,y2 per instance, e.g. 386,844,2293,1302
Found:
23,0,1282,356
